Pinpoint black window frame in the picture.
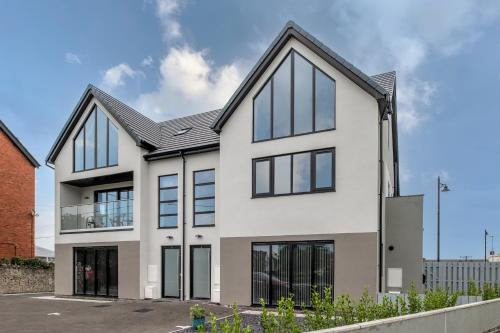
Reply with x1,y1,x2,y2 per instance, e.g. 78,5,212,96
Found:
252,48,336,143
73,104,119,173
251,240,335,306
158,174,179,229
252,147,335,198
73,246,118,298
193,169,215,227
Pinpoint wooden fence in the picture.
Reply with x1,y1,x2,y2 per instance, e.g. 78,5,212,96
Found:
424,260,500,292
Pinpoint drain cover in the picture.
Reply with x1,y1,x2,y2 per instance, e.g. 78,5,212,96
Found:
134,308,154,313
92,304,111,308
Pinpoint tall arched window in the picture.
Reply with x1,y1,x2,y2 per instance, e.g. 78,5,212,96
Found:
74,106,118,172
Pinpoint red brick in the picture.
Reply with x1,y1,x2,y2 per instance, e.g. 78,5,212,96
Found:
0,129,36,258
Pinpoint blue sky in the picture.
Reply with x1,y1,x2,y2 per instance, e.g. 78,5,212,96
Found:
2,0,500,258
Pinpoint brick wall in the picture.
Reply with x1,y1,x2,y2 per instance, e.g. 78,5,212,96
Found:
0,129,36,258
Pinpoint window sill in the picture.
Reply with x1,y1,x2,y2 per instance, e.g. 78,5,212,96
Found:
158,226,179,229
252,188,335,199
192,224,216,228
252,128,336,144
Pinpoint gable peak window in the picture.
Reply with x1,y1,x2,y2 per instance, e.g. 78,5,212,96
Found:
253,49,336,142
74,105,118,172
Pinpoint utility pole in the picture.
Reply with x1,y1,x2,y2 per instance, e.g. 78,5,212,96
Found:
485,229,489,262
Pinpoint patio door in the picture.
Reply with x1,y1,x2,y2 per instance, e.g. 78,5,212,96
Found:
162,246,181,298
190,245,211,299
74,247,118,297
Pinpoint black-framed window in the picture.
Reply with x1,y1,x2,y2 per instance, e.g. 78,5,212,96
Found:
94,187,133,228
74,105,118,172
74,246,118,297
193,169,215,227
252,241,334,306
159,174,178,228
252,148,335,198
253,49,336,142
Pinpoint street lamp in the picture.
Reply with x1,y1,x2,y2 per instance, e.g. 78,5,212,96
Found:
437,176,450,262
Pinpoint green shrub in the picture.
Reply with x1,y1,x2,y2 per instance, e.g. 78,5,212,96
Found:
467,280,479,296
22,258,51,269
355,286,377,322
423,289,448,311
334,294,356,326
482,284,497,301
302,287,336,330
189,304,206,320
259,296,300,333
10,256,23,266
396,295,408,315
376,296,398,319
0,257,9,266
208,304,253,333
407,282,422,314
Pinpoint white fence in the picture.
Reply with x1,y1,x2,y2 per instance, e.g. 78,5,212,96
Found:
424,260,500,292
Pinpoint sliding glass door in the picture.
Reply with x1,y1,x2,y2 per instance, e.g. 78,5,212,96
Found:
252,241,334,306
74,247,118,297
191,245,211,299
162,246,181,298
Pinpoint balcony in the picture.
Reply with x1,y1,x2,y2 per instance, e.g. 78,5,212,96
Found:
60,199,133,232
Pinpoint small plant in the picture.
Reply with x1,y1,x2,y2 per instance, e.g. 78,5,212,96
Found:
302,287,336,330
209,304,253,333
334,294,356,326
396,295,408,315
0,257,9,266
407,282,422,314
10,256,23,266
190,304,206,331
259,299,278,333
355,286,377,322
482,283,497,300
467,280,479,296
259,296,300,333
423,288,449,311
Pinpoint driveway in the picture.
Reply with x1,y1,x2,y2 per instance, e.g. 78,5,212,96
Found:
0,293,232,333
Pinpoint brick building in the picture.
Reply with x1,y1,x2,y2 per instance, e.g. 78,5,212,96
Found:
0,120,40,258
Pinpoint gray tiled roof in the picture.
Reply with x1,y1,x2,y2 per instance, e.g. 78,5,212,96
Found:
89,85,161,148
370,71,396,96
155,110,221,153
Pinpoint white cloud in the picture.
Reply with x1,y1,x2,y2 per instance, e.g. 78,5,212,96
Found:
155,0,185,41
101,63,139,90
141,56,153,67
64,52,81,65
136,46,244,120
326,0,500,132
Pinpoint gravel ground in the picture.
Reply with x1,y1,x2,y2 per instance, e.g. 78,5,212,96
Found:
173,312,306,333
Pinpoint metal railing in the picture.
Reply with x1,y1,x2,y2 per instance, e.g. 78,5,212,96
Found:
60,199,133,231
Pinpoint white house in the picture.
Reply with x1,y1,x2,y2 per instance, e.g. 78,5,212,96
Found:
46,21,423,305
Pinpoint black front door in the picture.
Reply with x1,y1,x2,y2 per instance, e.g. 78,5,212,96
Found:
74,247,118,297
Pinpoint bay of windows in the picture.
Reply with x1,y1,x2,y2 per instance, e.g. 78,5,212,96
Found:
194,169,215,226
253,50,336,142
159,174,178,228
74,106,118,172
253,148,335,197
